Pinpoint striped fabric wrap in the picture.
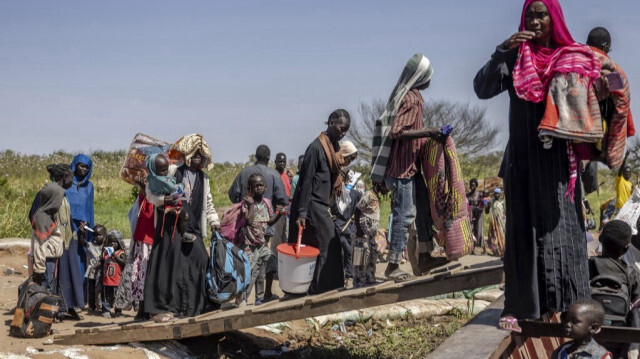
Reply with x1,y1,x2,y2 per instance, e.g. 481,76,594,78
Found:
370,53,433,183
513,43,601,104
422,137,474,260
538,72,603,146
591,47,634,168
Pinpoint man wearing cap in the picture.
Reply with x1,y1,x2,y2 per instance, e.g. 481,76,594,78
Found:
485,187,506,257
370,54,446,281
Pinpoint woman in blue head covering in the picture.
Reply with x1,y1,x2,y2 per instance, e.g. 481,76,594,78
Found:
66,154,94,305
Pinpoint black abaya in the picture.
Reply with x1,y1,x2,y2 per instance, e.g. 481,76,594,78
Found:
474,45,589,319
144,166,212,317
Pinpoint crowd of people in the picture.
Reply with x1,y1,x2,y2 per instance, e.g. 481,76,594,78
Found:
20,0,640,356
26,126,386,324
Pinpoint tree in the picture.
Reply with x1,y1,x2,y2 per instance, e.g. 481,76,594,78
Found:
625,136,640,171
348,99,501,163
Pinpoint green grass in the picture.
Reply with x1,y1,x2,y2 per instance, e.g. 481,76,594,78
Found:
0,150,619,240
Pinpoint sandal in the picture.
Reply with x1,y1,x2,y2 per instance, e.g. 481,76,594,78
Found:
498,316,522,333
151,312,174,323
385,268,412,282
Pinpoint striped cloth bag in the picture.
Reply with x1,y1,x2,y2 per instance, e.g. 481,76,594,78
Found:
422,137,474,260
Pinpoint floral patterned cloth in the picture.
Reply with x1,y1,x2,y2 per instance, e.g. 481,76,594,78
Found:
130,241,152,302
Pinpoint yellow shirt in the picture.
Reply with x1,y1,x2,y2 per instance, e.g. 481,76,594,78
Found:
615,175,633,209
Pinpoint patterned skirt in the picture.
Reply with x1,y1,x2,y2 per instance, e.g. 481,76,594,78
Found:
130,241,152,302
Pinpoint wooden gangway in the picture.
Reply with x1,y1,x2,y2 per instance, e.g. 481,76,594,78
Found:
54,258,504,345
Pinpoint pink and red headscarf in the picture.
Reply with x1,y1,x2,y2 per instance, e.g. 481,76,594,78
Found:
513,0,601,103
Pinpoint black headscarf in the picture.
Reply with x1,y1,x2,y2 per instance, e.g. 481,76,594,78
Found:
32,183,65,243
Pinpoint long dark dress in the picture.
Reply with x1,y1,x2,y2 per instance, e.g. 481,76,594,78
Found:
474,45,589,319
288,138,344,293
466,190,485,248
144,166,212,317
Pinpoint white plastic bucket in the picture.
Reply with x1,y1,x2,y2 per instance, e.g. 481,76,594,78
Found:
277,243,319,294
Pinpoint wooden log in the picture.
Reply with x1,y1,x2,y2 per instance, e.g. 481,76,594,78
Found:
53,264,504,345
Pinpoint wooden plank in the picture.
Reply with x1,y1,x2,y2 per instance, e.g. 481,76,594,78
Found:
54,264,504,345
428,296,512,359
519,321,640,344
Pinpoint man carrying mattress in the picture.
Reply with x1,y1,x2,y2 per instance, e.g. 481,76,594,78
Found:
370,53,445,281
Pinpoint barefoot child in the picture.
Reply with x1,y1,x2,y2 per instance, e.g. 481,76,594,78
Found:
237,173,283,306
85,224,106,313
552,299,612,359
101,230,126,318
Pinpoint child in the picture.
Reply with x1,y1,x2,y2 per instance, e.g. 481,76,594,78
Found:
590,220,640,357
101,230,126,318
85,224,106,313
145,153,189,238
237,173,283,306
552,299,611,359
352,189,380,288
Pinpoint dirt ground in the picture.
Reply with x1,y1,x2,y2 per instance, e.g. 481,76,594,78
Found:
0,247,153,359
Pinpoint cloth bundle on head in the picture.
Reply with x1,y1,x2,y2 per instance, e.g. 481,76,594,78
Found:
169,133,214,170
339,140,358,158
32,183,65,243
370,53,433,183
145,153,182,196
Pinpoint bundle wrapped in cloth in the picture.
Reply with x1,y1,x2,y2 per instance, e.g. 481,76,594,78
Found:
119,133,172,185
422,135,474,260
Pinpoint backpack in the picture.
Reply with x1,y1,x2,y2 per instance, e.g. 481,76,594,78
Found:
589,258,632,326
219,202,245,245
205,231,252,304
10,279,62,338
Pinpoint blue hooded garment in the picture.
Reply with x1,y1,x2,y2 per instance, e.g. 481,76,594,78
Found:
66,154,95,234
66,154,94,305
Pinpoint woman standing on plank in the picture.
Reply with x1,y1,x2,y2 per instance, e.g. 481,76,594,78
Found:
144,134,220,322
474,0,601,332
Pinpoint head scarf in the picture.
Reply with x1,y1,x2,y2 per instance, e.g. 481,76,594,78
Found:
106,229,126,252
146,153,181,196
494,188,502,194
46,163,72,183
339,140,358,158
370,53,433,182
70,154,93,187
169,133,214,170
66,154,95,227
512,0,601,103
32,183,65,243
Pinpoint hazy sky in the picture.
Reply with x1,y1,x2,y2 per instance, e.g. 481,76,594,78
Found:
1,0,639,163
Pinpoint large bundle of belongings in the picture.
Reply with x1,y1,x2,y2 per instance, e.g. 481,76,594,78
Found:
10,279,62,338
119,133,172,185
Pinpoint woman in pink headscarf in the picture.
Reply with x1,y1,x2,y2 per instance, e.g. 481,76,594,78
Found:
474,0,601,332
